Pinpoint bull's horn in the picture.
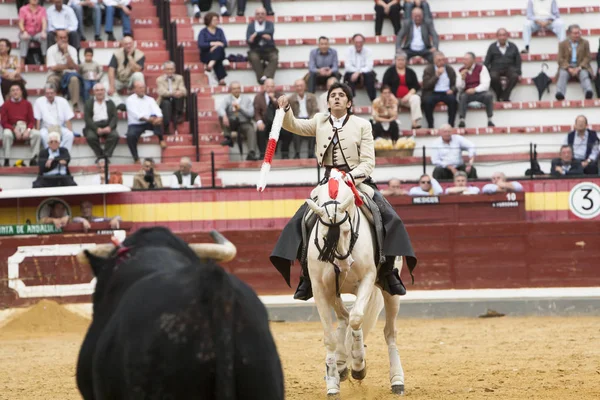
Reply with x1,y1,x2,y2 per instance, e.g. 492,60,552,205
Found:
189,230,237,263
339,193,355,212
76,244,116,266
306,199,325,217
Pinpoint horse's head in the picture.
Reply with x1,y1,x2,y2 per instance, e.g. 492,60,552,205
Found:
306,169,359,267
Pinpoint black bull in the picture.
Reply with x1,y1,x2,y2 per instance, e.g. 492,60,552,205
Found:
76,227,284,400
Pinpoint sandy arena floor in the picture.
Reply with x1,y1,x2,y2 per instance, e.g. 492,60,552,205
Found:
0,302,599,400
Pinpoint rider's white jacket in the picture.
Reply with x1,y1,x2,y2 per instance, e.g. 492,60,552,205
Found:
282,109,375,186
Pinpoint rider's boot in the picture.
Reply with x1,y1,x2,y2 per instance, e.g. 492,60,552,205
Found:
294,263,313,301
379,256,406,296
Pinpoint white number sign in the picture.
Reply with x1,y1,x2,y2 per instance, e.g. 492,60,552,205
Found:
569,182,600,219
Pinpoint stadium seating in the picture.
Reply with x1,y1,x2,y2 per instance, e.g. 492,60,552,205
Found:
1,0,599,189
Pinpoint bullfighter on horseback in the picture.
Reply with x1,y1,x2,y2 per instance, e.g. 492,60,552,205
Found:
270,82,417,300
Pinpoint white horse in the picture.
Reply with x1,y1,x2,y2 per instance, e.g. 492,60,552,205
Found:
305,169,405,398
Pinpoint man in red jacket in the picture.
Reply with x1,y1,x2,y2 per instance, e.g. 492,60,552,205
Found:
1,83,41,167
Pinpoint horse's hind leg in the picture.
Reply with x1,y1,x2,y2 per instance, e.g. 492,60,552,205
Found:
333,298,349,381
348,272,377,380
313,285,341,397
383,291,405,395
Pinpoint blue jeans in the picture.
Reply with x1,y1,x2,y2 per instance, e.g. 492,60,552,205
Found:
83,79,97,101
72,3,102,37
105,7,132,35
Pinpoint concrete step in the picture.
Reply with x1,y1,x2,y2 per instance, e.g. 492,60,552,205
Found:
185,9,600,41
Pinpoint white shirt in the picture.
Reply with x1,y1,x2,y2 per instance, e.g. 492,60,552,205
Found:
456,64,491,93
297,94,308,118
409,178,443,196
496,42,508,55
434,68,451,92
46,5,78,32
345,46,373,74
46,43,78,74
563,130,599,161
431,135,477,167
102,0,130,8
482,181,524,194
170,174,202,188
126,94,163,125
410,23,426,52
445,186,480,195
44,148,66,176
34,96,74,129
93,99,108,122
254,20,266,33
331,114,347,129
532,0,553,19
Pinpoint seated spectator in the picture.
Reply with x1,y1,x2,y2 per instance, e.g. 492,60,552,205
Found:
409,174,443,196
403,0,433,21
344,33,377,102
92,157,123,184
484,28,521,102
522,0,565,54
457,52,495,128
372,85,399,142
253,78,284,158
0,39,26,99
318,76,338,113
126,81,165,163
382,51,422,128
218,81,257,160
103,0,132,41
237,0,274,16
551,145,584,176
18,0,48,64
374,0,401,36
482,172,523,194
46,0,80,50
288,79,318,159
246,7,278,84
556,24,594,100
32,131,77,188
133,158,163,189
84,83,119,160
34,83,75,151
307,36,341,93
431,124,477,179
1,84,41,167
72,200,122,231
80,48,102,102
395,7,438,64
197,12,228,86
422,52,457,128
104,35,145,110
445,171,480,195
563,115,599,175
69,0,101,41
157,61,187,135
39,200,70,228
46,29,82,111
170,157,201,188
381,178,408,196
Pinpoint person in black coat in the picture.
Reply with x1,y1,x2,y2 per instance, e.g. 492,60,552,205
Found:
551,145,584,177
484,28,522,102
382,52,422,128
32,131,77,188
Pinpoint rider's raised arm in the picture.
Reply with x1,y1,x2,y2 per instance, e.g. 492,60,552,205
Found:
348,119,375,185
282,107,317,137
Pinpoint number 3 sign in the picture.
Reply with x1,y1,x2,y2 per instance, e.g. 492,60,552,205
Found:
569,182,600,219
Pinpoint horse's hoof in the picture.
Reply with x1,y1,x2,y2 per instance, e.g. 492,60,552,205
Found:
327,390,340,399
339,367,348,382
351,364,367,380
392,384,405,395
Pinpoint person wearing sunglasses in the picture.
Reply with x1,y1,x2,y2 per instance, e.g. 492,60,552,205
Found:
409,174,442,196
482,172,523,194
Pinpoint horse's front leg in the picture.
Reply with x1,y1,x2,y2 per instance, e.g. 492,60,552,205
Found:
383,291,405,395
313,283,341,397
348,271,376,380
333,297,349,382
